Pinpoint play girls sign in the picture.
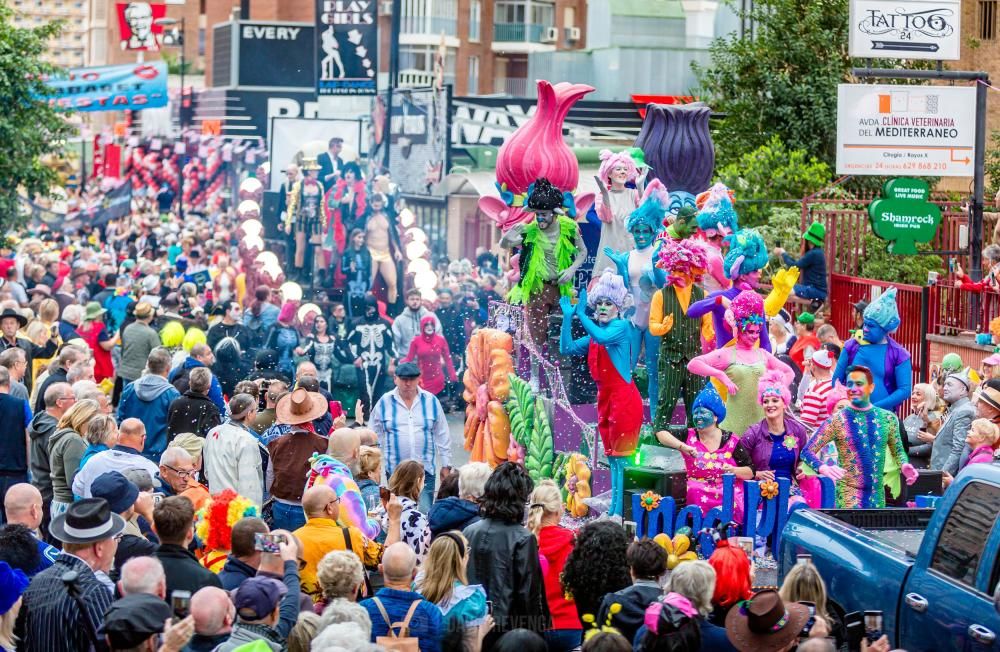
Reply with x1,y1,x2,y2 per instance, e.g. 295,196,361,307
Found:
849,0,960,60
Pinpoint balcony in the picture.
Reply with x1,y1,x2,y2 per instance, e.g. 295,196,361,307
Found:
493,77,529,97
493,22,546,42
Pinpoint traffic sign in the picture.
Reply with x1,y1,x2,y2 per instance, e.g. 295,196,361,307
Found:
849,0,961,61
836,83,976,177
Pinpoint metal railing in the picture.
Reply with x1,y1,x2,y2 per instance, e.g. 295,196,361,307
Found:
492,77,529,96
493,22,546,42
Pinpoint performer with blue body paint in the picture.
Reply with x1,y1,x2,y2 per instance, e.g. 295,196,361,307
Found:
559,269,642,517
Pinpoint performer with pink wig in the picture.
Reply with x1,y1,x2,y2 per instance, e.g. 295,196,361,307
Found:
593,149,642,274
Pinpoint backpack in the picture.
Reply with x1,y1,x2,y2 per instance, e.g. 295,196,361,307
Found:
372,598,422,652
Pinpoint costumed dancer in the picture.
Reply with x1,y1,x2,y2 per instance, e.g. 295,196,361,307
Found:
649,236,710,430
364,193,403,306
194,489,260,573
558,270,641,517
593,149,641,274
802,365,918,508
304,453,381,540
348,294,395,419
322,162,367,276
833,287,913,412
502,178,587,387
654,383,750,515
686,290,794,436
284,158,324,283
694,183,738,293
686,229,799,351
604,180,668,410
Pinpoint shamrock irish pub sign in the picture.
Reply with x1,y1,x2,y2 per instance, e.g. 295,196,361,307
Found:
868,177,942,255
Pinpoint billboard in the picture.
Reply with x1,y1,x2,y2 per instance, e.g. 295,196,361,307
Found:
849,0,961,60
389,86,451,199
268,117,364,192
116,2,167,51
315,0,377,96
836,83,975,177
237,22,315,88
43,62,169,112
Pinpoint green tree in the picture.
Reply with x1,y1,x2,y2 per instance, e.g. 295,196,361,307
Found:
718,135,832,227
0,2,73,226
859,233,942,285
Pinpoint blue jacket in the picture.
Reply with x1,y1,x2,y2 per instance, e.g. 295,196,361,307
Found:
782,247,828,294
428,497,481,538
362,588,443,652
118,375,181,463
169,356,226,412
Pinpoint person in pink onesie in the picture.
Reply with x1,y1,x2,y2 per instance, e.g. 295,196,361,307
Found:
402,315,458,396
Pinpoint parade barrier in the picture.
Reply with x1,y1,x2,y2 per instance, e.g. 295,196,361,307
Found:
632,474,836,557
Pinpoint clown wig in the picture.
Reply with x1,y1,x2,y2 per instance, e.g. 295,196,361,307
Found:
695,183,739,237
691,382,726,424
825,383,849,415
598,149,640,185
707,540,752,610
758,369,792,406
728,290,766,333
723,229,768,280
656,237,710,286
195,489,260,570
587,269,630,309
625,180,669,234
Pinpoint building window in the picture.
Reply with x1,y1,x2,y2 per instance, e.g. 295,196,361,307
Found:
981,1,998,39
467,55,479,95
469,0,480,41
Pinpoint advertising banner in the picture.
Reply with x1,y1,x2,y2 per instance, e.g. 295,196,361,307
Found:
836,83,975,177
237,22,316,88
116,2,167,51
315,0,377,96
389,86,450,199
268,117,364,192
849,0,960,60
43,62,169,112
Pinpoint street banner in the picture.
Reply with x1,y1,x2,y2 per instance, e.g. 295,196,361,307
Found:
849,0,960,60
388,86,451,198
116,2,167,51
835,83,975,177
82,181,133,226
315,0,377,96
268,117,364,192
44,62,169,112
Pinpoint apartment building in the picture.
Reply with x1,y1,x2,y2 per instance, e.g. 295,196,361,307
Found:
10,0,88,68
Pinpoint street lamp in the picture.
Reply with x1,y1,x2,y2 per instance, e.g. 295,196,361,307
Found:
155,16,186,218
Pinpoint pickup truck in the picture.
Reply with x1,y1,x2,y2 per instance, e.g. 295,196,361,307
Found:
780,464,1000,651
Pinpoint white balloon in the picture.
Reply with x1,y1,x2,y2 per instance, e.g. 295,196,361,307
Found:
420,287,438,302
242,234,264,251
298,303,321,322
399,208,416,228
237,200,260,219
405,241,428,260
255,251,279,267
280,281,303,302
407,258,431,275
413,269,438,290
241,219,263,237
406,228,428,243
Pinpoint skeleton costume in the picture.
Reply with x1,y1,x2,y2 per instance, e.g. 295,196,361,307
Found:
348,295,395,417
301,334,337,390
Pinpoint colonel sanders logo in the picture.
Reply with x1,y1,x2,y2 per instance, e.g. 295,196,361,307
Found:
117,2,166,51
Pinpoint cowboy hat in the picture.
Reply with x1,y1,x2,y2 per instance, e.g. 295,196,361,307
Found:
275,387,328,425
27,284,52,298
0,308,27,328
725,590,810,652
49,497,126,545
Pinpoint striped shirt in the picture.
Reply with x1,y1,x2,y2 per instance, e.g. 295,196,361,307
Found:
799,378,834,428
371,388,451,476
16,553,114,652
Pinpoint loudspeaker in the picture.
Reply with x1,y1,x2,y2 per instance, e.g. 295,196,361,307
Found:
261,190,282,239
623,466,687,521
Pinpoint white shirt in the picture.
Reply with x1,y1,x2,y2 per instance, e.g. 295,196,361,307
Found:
72,446,161,498
203,420,264,506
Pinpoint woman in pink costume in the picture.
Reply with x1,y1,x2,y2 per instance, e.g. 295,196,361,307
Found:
593,149,641,274
687,290,794,436
401,315,457,396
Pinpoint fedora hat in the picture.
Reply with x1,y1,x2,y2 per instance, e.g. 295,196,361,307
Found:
725,590,810,652
0,308,27,328
84,301,106,321
275,387,328,425
49,497,126,544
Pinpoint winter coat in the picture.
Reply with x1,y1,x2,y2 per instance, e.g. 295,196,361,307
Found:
401,316,457,395
167,391,223,439
536,524,579,631
48,426,86,503
169,357,226,412
428,497,481,538
28,411,58,502
118,374,181,463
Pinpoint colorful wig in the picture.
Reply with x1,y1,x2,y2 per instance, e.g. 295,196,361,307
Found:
587,269,630,309
625,180,669,234
525,178,567,214
691,382,726,424
825,382,849,415
757,369,792,406
195,489,260,572
695,183,736,210
598,149,639,185
728,290,766,333
160,321,185,348
656,237,710,286
707,540,752,609
305,453,381,540
182,327,206,353
695,183,739,237
863,287,901,332
723,229,769,280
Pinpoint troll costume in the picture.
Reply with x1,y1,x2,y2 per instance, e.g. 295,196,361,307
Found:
195,489,260,573
687,290,795,436
679,383,749,514
559,270,641,517
803,365,917,508
694,183,739,294
305,453,381,540
650,236,709,430
686,229,798,351
605,180,669,409
593,149,641,274
833,287,913,412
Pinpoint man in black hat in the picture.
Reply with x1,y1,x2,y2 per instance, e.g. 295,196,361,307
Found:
15,498,124,652
100,592,195,651
0,307,56,394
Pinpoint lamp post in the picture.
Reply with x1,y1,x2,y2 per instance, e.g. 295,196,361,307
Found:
155,16,186,218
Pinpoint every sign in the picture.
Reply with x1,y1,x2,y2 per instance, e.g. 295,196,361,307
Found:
849,0,961,60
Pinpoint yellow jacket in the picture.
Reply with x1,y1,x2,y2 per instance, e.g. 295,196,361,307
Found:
293,517,381,599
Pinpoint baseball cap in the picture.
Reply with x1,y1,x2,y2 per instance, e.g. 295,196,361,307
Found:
90,471,139,514
141,275,159,293
233,576,287,621
99,593,171,648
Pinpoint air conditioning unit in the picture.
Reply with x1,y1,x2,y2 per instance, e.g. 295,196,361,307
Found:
542,26,559,42
566,26,581,41
380,1,393,15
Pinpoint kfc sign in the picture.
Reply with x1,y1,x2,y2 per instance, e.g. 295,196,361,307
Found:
117,2,167,51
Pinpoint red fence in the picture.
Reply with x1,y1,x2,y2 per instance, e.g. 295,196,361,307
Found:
926,284,1000,336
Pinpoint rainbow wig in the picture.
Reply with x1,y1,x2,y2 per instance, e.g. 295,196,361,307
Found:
625,179,668,234
598,149,640,184
728,290,765,332
656,237,710,286
723,229,769,280
695,183,739,237
195,489,260,572
691,382,726,424
305,453,381,540
708,540,752,609
587,269,630,309
757,369,792,406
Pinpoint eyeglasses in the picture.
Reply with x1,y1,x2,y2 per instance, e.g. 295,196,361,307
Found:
58,395,76,403
163,464,194,479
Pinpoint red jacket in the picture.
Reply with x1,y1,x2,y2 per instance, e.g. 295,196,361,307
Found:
401,316,456,395
537,525,578,630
